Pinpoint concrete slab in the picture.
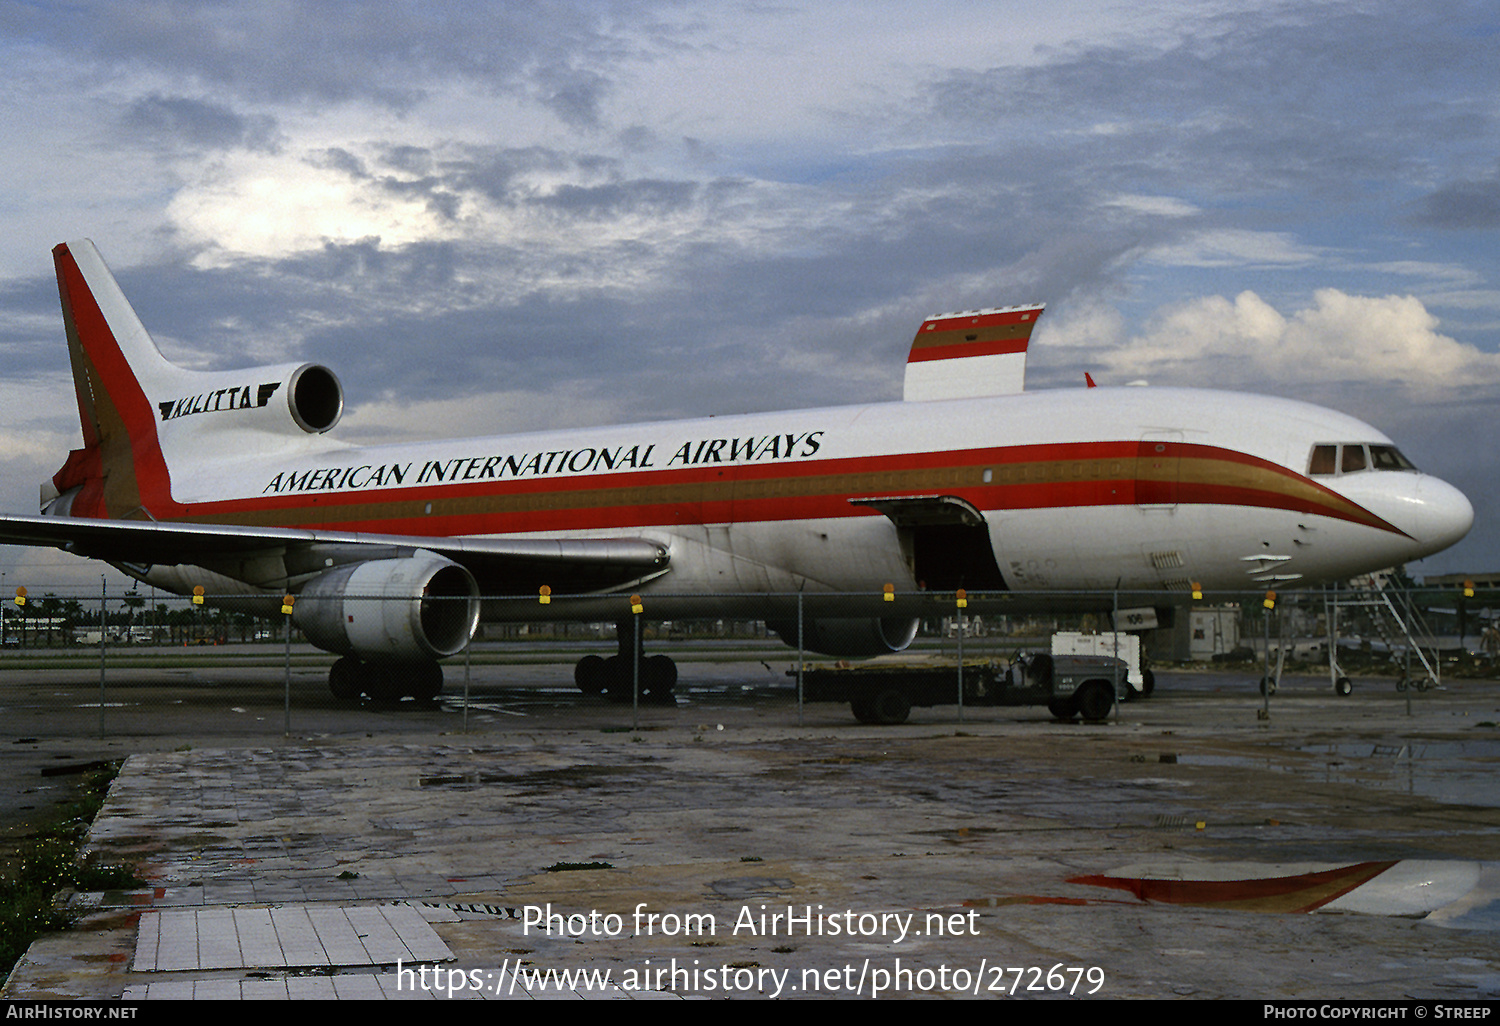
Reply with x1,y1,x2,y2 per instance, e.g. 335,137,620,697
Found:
2,671,1498,1000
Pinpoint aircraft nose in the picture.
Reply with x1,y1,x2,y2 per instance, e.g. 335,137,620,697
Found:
1401,475,1474,558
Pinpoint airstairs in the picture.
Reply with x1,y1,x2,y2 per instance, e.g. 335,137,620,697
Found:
1323,573,1441,692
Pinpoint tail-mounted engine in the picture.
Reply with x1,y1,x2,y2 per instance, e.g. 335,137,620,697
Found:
294,551,480,662
155,361,344,437
767,617,920,658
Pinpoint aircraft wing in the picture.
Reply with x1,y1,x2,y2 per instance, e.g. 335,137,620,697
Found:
0,514,670,595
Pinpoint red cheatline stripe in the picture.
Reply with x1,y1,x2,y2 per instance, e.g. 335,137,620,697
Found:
163,439,1401,539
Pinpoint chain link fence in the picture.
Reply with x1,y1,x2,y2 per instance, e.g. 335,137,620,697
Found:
0,578,1488,737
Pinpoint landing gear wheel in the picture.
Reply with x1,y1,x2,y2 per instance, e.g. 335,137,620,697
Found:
329,657,363,700
365,664,404,702
410,662,444,701
600,656,633,703
642,654,678,704
1140,667,1155,698
574,654,606,695
1335,676,1353,696
1259,676,1278,696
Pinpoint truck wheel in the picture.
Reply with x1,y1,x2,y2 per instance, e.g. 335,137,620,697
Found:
1076,681,1114,722
1048,699,1077,721
850,695,877,723
871,688,911,725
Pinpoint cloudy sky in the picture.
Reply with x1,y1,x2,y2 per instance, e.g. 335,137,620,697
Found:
0,0,1496,592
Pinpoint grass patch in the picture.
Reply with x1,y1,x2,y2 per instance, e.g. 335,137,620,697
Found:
0,763,142,987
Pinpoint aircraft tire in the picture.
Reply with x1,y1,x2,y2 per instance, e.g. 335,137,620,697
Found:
1335,676,1353,696
366,664,404,703
600,656,634,703
1259,676,1278,696
329,657,363,700
642,655,678,704
1141,668,1155,697
574,655,606,695
410,662,443,701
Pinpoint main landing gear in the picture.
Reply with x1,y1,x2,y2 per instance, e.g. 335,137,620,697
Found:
328,657,444,702
573,621,678,704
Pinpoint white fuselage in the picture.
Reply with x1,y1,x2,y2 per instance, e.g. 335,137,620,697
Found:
139,384,1473,611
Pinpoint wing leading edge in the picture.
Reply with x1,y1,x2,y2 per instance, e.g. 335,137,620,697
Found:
0,514,670,596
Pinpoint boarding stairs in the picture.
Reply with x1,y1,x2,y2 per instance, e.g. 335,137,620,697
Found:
1324,574,1440,692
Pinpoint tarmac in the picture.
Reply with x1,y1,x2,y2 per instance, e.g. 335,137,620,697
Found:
2,665,1498,1001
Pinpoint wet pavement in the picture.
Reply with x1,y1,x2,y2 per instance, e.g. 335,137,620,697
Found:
1,665,1498,1000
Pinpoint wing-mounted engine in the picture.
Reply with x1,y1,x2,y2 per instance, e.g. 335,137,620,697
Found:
294,551,480,662
767,617,920,658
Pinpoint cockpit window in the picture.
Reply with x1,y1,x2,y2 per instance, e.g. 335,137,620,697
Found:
1370,445,1416,471
1308,445,1337,475
1308,443,1418,476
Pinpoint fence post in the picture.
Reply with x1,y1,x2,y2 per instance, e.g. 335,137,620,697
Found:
955,590,967,724
99,576,107,739
796,591,804,726
281,593,295,735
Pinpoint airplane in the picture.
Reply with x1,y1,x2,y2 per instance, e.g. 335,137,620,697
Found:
0,239,1474,701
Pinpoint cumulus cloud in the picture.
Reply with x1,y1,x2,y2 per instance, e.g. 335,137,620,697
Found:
1071,289,1500,396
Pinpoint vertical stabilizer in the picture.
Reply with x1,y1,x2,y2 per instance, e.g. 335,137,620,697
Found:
49,240,178,519
902,304,1044,401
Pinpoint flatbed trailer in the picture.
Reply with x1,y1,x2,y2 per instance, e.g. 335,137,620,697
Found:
796,652,1130,725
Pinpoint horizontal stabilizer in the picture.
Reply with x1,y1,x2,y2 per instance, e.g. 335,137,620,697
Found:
902,304,1044,401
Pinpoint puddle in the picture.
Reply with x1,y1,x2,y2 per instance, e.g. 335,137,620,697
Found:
1176,739,1500,807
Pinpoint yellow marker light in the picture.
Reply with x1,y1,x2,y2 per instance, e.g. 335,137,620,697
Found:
539,585,552,605
956,588,967,609
14,586,25,608
1464,580,1475,598
630,594,643,615
1191,581,1203,600
1263,591,1276,610
883,583,895,602
192,585,205,606
281,594,295,616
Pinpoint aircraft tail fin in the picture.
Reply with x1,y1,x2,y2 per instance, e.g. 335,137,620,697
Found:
901,304,1044,402
49,240,182,519
46,240,344,520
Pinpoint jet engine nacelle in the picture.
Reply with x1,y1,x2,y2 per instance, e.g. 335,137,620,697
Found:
767,616,921,657
155,361,344,437
294,552,480,662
